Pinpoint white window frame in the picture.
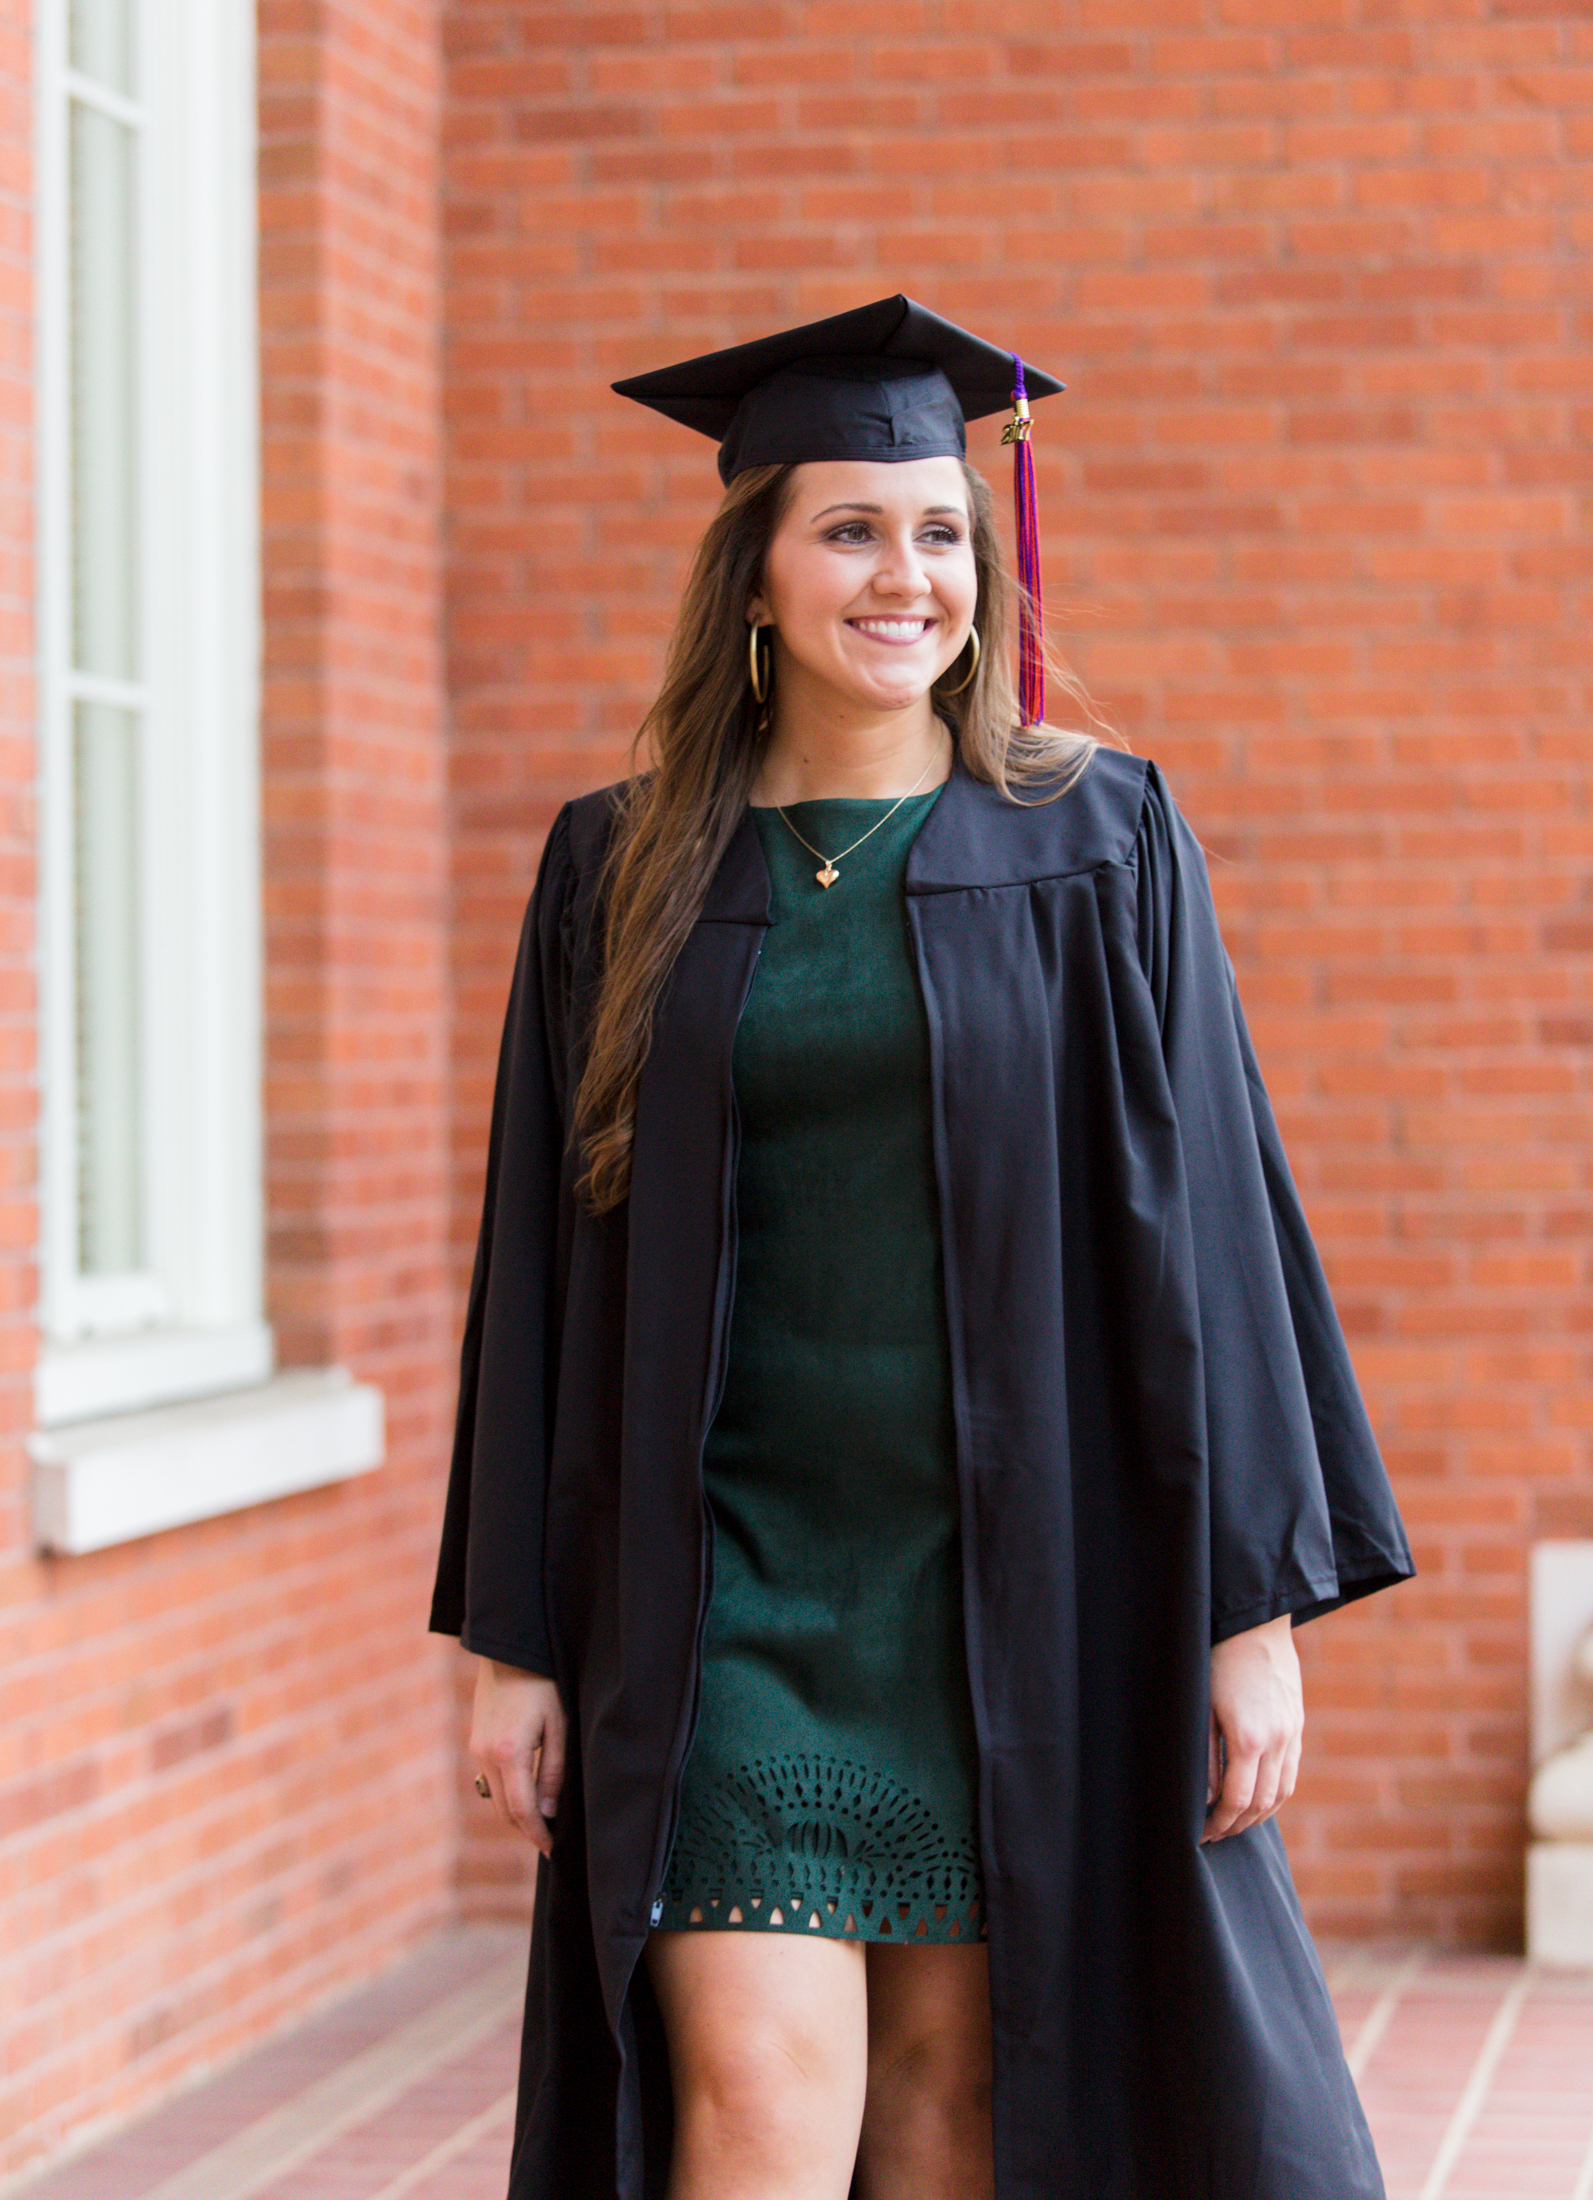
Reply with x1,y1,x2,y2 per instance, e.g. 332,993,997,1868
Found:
34,0,272,1429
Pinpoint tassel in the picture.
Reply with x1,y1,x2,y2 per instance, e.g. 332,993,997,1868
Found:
1002,355,1044,727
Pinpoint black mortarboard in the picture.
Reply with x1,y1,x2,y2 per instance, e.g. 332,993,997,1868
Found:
612,294,1063,485
614,297,1066,722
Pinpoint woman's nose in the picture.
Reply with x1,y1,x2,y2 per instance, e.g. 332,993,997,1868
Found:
870,532,929,596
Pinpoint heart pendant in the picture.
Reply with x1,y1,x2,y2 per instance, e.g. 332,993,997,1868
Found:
816,863,839,888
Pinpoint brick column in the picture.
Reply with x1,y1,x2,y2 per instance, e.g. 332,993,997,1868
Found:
256,0,458,1967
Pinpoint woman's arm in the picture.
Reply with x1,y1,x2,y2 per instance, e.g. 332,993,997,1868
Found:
1201,1613,1304,1845
470,1657,568,1858
430,803,576,1677
1133,759,1414,1639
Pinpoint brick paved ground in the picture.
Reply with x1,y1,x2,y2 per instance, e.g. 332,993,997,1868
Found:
4,1925,1590,2200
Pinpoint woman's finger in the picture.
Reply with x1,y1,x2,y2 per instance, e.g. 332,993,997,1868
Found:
537,1699,567,1819
1280,1724,1304,1808
474,1760,529,1846
495,1729,553,1855
1238,1741,1285,1833
1207,1708,1222,1809
1203,1735,1260,1843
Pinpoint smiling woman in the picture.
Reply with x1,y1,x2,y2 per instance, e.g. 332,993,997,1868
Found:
431,297,1413,2200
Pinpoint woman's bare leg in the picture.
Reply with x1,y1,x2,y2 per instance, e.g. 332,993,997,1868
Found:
644,1929,869,2200
853,1943,995,2200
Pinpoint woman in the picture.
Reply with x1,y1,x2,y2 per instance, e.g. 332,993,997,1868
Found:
431,297,1414,2200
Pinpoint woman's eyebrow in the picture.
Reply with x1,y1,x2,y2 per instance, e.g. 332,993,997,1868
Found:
810,502,967,520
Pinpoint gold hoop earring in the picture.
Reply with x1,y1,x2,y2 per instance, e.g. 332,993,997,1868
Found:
938,625,980,697
748,622,771,704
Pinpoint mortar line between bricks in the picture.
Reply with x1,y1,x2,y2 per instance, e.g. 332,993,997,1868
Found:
363,2088,517,2200
131,1959,523,2200
1345,1945,1428,2082
1416,1968,1533,2200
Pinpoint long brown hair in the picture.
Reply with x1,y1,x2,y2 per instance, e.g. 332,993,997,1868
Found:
572,460,1115,1214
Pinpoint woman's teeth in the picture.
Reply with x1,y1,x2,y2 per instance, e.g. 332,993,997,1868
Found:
851,619,932,640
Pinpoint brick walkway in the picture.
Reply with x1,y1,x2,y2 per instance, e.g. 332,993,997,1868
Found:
5,1929,1591,2199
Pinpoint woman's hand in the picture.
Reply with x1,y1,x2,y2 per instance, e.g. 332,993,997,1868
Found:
1201,1613,1303,1845
469,1657,567,1858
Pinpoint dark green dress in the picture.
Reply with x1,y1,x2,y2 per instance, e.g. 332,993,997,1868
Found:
657,784,985,1944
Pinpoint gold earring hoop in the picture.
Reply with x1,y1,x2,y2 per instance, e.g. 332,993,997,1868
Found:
938,625,980,697
748,622,771,704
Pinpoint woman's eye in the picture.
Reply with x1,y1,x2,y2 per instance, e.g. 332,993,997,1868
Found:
823,522,964,547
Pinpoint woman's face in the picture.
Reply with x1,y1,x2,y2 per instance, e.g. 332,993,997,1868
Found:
749,457,978,718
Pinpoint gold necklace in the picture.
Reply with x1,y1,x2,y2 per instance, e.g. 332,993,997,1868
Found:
771,737,945,889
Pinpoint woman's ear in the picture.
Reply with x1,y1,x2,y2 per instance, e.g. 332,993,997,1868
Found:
746,594,769,627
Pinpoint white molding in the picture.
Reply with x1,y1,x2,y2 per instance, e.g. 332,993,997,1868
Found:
29,1369,386,1555
35,0,265,1416
34,1317,275,1427
64,668,146,709
61,67,144,129
36,0,80,1347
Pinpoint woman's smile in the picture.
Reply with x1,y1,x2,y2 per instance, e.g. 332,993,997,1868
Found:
847,614,937,645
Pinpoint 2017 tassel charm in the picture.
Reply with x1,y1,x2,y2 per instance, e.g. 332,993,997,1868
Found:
1002,356,1045,728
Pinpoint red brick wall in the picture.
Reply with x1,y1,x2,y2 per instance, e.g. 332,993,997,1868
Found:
0,3,459,2177
442,5,1593,1947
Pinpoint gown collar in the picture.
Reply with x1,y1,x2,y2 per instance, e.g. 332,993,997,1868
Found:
697,740,1147,924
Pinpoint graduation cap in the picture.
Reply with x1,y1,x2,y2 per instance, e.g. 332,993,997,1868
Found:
613,296,1064,727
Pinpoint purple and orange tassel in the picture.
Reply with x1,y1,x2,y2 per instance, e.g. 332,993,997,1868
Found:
1003,356,1045,727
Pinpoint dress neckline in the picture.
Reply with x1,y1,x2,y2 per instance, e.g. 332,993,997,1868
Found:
748,784,947,812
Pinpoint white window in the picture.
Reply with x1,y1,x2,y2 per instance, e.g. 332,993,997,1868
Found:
34,0,269,1426
30,4,385,1552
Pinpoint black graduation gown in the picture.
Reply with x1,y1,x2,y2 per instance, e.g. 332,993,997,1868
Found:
430,740,1415,2200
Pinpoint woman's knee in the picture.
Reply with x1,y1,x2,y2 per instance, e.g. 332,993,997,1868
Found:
866,2013,992,2129
857,2036,993,2200
645,1930,868,2192
864,1944,992,2110
859,1957,994,2195
677,2015,854,2156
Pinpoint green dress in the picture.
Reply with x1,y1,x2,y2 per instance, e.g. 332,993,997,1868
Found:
656,784,985,1944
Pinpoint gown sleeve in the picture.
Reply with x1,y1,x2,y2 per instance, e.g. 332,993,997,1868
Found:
428,801,577,1678
1132,759,1415,1643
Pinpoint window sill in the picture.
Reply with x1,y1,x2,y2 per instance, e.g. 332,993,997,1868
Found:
34,1318,276,1428
28,1366,385,1555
